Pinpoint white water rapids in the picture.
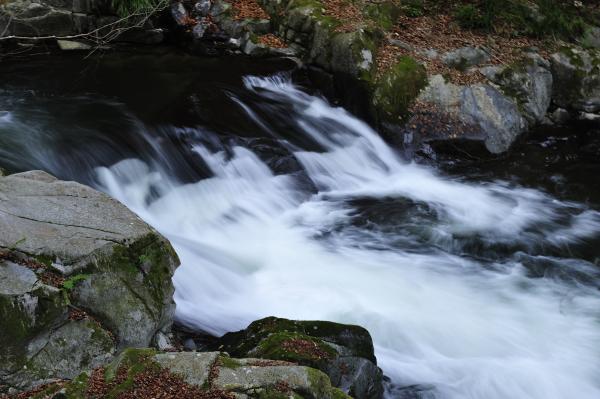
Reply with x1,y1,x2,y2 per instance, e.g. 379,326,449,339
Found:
90,76,600,399
3,74,599,398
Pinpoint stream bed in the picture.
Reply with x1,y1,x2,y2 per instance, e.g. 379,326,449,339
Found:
1,49,599,399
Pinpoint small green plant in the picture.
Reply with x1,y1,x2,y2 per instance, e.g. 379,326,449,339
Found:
62,274,89,290
111,0,161,18
402,0,425,18
138,254,150,264
454,4,485,30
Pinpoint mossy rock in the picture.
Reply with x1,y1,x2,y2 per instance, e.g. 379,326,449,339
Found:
373,56,427,123
551,46,600,112
216,317,383,398
218,316,376,362
0,171,180,392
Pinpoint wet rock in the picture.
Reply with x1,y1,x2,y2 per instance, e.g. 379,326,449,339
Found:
215,316,384,399
550,46,600,113
442,46,490,70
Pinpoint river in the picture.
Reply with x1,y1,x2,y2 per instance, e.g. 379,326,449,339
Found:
1,49,599,399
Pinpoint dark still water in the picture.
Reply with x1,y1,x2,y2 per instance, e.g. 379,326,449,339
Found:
1,49,599,399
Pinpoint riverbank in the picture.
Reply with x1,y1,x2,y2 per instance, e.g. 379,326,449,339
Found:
2,0,600,156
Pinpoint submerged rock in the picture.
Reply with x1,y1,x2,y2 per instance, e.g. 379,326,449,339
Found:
0,170,179,391
215,316,384,399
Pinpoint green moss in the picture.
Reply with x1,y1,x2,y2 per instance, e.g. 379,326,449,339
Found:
34,254,53,268
219,355,243,369
560,46,585,68
30,383,63,399
365,1,401,31
85,232,177,310
255,331,337,367
306,367,333,399
373,55,427,123
218,316,376,363
64,372,90,399
331,387,352,399
257,389,303,399
111,0,163,18
0,285,66,371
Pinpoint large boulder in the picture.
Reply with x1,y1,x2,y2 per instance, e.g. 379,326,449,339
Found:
442,46,490,70
0,171,179,391
550,46,600,113
491,53,553,124
416,74,529,153
215,317,384,399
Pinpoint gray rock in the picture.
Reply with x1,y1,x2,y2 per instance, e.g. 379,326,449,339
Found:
418,75,528,153
582,26,600,49
153,330,177,351
154,351,219,386
0,171,179,390
192,20,208,40
442,46,491,70
194,0,211,16
209,0,232,18
171,2,189,26
243,18,270,35
26,319,115,381
1,260,66,389
56,39,91,50
214,358,335,399
418,48,439,59
578,111,600,122
242,38,271,57
1,7,74,36
491,54,553,124
550,47,600,112
0,261,39,295
183,338,197,352
388,38,414,51
550,108,571,125
94,349,350,399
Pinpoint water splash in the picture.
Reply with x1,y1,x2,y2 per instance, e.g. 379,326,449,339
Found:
94,76,600,399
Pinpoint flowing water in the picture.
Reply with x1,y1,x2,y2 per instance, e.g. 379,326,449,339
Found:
1,50,599,399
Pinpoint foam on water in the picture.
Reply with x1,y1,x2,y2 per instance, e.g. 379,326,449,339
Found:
2,74,598,398
94,76,600,399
